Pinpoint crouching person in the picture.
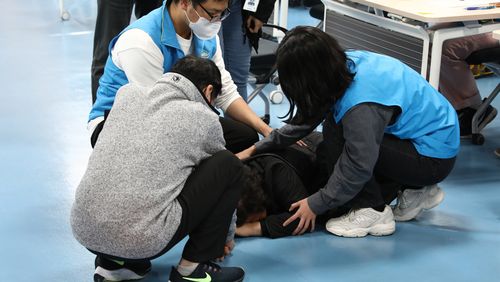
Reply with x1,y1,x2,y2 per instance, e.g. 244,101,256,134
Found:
236,27,459,238
71,56,245,282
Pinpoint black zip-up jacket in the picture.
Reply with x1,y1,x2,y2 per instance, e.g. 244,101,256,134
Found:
244,132,322,238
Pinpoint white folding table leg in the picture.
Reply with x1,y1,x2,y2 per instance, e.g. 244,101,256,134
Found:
59,0,71,21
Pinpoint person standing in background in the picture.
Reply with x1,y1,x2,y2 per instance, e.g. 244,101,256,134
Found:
220,0,276,100
91,0,164,103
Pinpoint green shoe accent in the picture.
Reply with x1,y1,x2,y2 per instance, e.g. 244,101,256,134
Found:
110,259,125,266
183,272,212,282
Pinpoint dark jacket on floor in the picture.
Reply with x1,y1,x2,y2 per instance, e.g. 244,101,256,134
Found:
244,132,322,238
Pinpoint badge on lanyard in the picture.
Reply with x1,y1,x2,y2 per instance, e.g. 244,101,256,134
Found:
243,0,260,12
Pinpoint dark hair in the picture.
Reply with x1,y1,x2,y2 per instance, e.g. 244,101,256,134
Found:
171,55,222,101
236,165,267,227
169,0,225,6
276,26,355,125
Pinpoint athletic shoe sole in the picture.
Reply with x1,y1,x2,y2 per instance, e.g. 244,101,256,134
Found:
168,277,244,282
94,266,146,282
326,221,396,238
394,187,445,222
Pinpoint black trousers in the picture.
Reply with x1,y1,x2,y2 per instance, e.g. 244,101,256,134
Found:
91,0,163,103
91,116,258,154
92,150,244,263
316,113,456,211
219,117,259,153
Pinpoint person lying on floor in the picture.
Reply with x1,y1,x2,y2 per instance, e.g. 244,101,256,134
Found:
236,133,322,238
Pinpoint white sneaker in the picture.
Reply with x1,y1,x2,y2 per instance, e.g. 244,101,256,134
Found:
325,205,395,237
392,184,444,222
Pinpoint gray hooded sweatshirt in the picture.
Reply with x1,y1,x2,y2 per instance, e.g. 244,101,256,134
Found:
71,73,225,259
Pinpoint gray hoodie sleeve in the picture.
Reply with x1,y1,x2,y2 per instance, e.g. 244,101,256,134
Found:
203,118,227,154
308,103,396,215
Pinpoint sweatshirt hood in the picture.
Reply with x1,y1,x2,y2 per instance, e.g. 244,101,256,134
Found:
148,72,220,115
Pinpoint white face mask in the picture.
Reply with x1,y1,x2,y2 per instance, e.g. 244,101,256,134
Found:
184,10,221,40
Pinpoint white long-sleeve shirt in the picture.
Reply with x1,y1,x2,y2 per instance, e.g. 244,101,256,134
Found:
88,28,241,134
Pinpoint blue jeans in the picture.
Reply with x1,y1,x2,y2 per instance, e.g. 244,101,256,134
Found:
220,0,252,101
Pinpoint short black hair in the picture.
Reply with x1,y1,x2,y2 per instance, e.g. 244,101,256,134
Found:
171,55,222,101
236,165,267,227
276,26,355,125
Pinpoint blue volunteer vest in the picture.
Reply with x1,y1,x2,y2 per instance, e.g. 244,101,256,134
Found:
333,50,459,159
89,5,218,121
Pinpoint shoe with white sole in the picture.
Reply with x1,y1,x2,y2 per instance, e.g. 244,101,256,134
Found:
169,261,245,282
392,184,444,222
93,256,151,282
325,205,395,237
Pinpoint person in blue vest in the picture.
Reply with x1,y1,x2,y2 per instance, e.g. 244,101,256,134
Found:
89,0,272,151
237,26,459,238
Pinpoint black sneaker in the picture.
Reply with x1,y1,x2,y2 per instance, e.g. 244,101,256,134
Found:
93,256,151,282
457,105,497,137
168,261,245,282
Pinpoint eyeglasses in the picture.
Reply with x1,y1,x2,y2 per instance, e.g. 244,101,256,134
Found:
196,3,231,23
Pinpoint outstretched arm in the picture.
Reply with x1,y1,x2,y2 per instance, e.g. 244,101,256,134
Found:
236,122,318,160
225,98,273,137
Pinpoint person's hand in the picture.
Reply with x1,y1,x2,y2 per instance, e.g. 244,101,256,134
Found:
235,148,251,160
236,222,262,237
296,140,308,147
236,145,256,160
216,240,235,262
261,125,273,138
283,198,316,235
246,15,263,33
224,239,235,256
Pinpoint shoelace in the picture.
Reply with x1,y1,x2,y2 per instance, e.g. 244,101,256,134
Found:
345,208,380,224
343,209,358,223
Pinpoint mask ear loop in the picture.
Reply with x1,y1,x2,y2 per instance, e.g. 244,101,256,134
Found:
183,1,203,24
183,9,195,26
199,85,221,116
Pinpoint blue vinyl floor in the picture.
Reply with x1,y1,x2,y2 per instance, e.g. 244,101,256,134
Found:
0,1,499,281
